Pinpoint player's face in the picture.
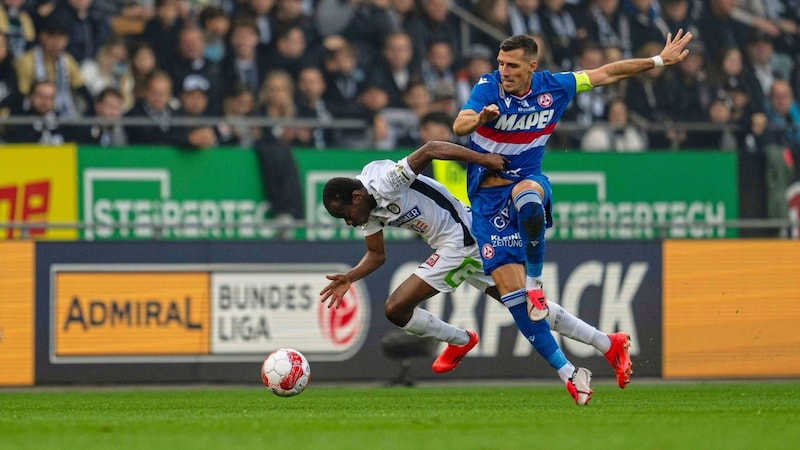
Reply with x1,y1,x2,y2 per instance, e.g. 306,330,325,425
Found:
327,197,371,228
497,48,536,96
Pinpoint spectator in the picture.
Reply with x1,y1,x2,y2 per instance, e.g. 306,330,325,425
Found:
176,73,219,148
128,40,158,102
508,0,543,37
272,0,318,49
455,45,493,108
221,17,268,96
623,41,672,148
763,79,800,157
7,80,65,144
581,98,647,151
660,0,700,45
69,86,128,146
15,17,94,118
355,82,392,149
742,32,790,98
242,0,276,49
624,0,670,54
404,0,461,68
216,81,260,147
420,38,456,97
369,31,421,108
262,24,322,80
313,0,358,38
539,0,585,70
581,0,633,59
48,0,111,63
0,33,22,119
697,0,756,63
166,25,224,115
295,65,334,149
563,41,612,147
661,40,713,126
258,69,309,145
708,45,765,112
685,96,737,149
198,5,230,63
341,0,396,67
0,0,36,58
80,37,134,111
321,36,368,118
125,70,200,148
140,0,185,69
470,0,511,52
386,0,417,31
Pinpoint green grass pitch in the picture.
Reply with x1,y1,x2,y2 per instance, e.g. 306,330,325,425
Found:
2,381,798,450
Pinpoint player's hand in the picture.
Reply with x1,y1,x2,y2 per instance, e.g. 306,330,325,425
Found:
479,105,500,124
481,153,509,173
659,29,693,66
319,274,351,309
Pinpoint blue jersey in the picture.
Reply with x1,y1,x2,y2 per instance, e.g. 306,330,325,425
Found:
461,69,588,274
461,70,580,198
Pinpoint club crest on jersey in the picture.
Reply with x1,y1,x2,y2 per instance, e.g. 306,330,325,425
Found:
481,244,495,259
387,203,401,214
537,93,553,108
424,253,440,267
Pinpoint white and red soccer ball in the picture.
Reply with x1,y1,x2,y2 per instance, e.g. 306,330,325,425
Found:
261,348,311,397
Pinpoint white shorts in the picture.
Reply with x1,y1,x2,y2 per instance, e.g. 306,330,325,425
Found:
414,245,496,294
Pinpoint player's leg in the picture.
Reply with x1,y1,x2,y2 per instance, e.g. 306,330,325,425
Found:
511,179,549,320
386,274,470,345
545,300,633,388
490,263,592,404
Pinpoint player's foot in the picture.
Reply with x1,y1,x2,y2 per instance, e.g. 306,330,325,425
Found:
527,289,549,321
566,367,593,405
604,332,633,389
432,330,479,373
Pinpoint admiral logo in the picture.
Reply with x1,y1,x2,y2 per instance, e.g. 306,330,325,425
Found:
62,296,202,331
494,109,554,131
388,206,421,227
425,253,440,267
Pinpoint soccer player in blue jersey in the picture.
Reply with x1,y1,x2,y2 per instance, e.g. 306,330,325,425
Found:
453,30,694,397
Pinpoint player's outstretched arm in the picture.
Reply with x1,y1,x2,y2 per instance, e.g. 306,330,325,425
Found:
407,140,508,174
320,231,386,309
585,29,693,87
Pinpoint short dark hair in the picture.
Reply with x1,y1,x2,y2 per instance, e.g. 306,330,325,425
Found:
323,177,362,208
96,87,124,103
499,35,538,59
420,111,452,128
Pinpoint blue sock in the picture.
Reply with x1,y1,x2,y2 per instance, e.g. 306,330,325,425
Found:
514,190,546,279
501,289,568,370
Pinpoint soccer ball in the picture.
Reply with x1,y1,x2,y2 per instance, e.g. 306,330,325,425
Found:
261,348,311,397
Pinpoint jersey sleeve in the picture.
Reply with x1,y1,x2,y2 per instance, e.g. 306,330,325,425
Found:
461,75,495,112
373,157,417,197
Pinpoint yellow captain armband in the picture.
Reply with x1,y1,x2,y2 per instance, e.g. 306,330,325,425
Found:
574,71,594,93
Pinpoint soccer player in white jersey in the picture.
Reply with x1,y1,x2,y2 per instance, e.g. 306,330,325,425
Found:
453,30,693,391
320,140,630,404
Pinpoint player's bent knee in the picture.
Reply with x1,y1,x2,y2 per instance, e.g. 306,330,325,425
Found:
384,298,413,327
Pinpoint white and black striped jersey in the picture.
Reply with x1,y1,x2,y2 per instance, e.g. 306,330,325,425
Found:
357,158,475,250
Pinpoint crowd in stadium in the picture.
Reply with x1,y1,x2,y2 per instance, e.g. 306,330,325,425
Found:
1,0,799,156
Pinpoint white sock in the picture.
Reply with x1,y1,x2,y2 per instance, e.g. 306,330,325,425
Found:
401,308,469,345
546,301,612,354
526,277,543,291
557,362,576,384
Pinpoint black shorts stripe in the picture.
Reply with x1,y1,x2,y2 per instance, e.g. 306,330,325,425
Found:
410,179,475,247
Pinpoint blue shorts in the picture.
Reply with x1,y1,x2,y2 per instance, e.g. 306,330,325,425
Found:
470,174,553,275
